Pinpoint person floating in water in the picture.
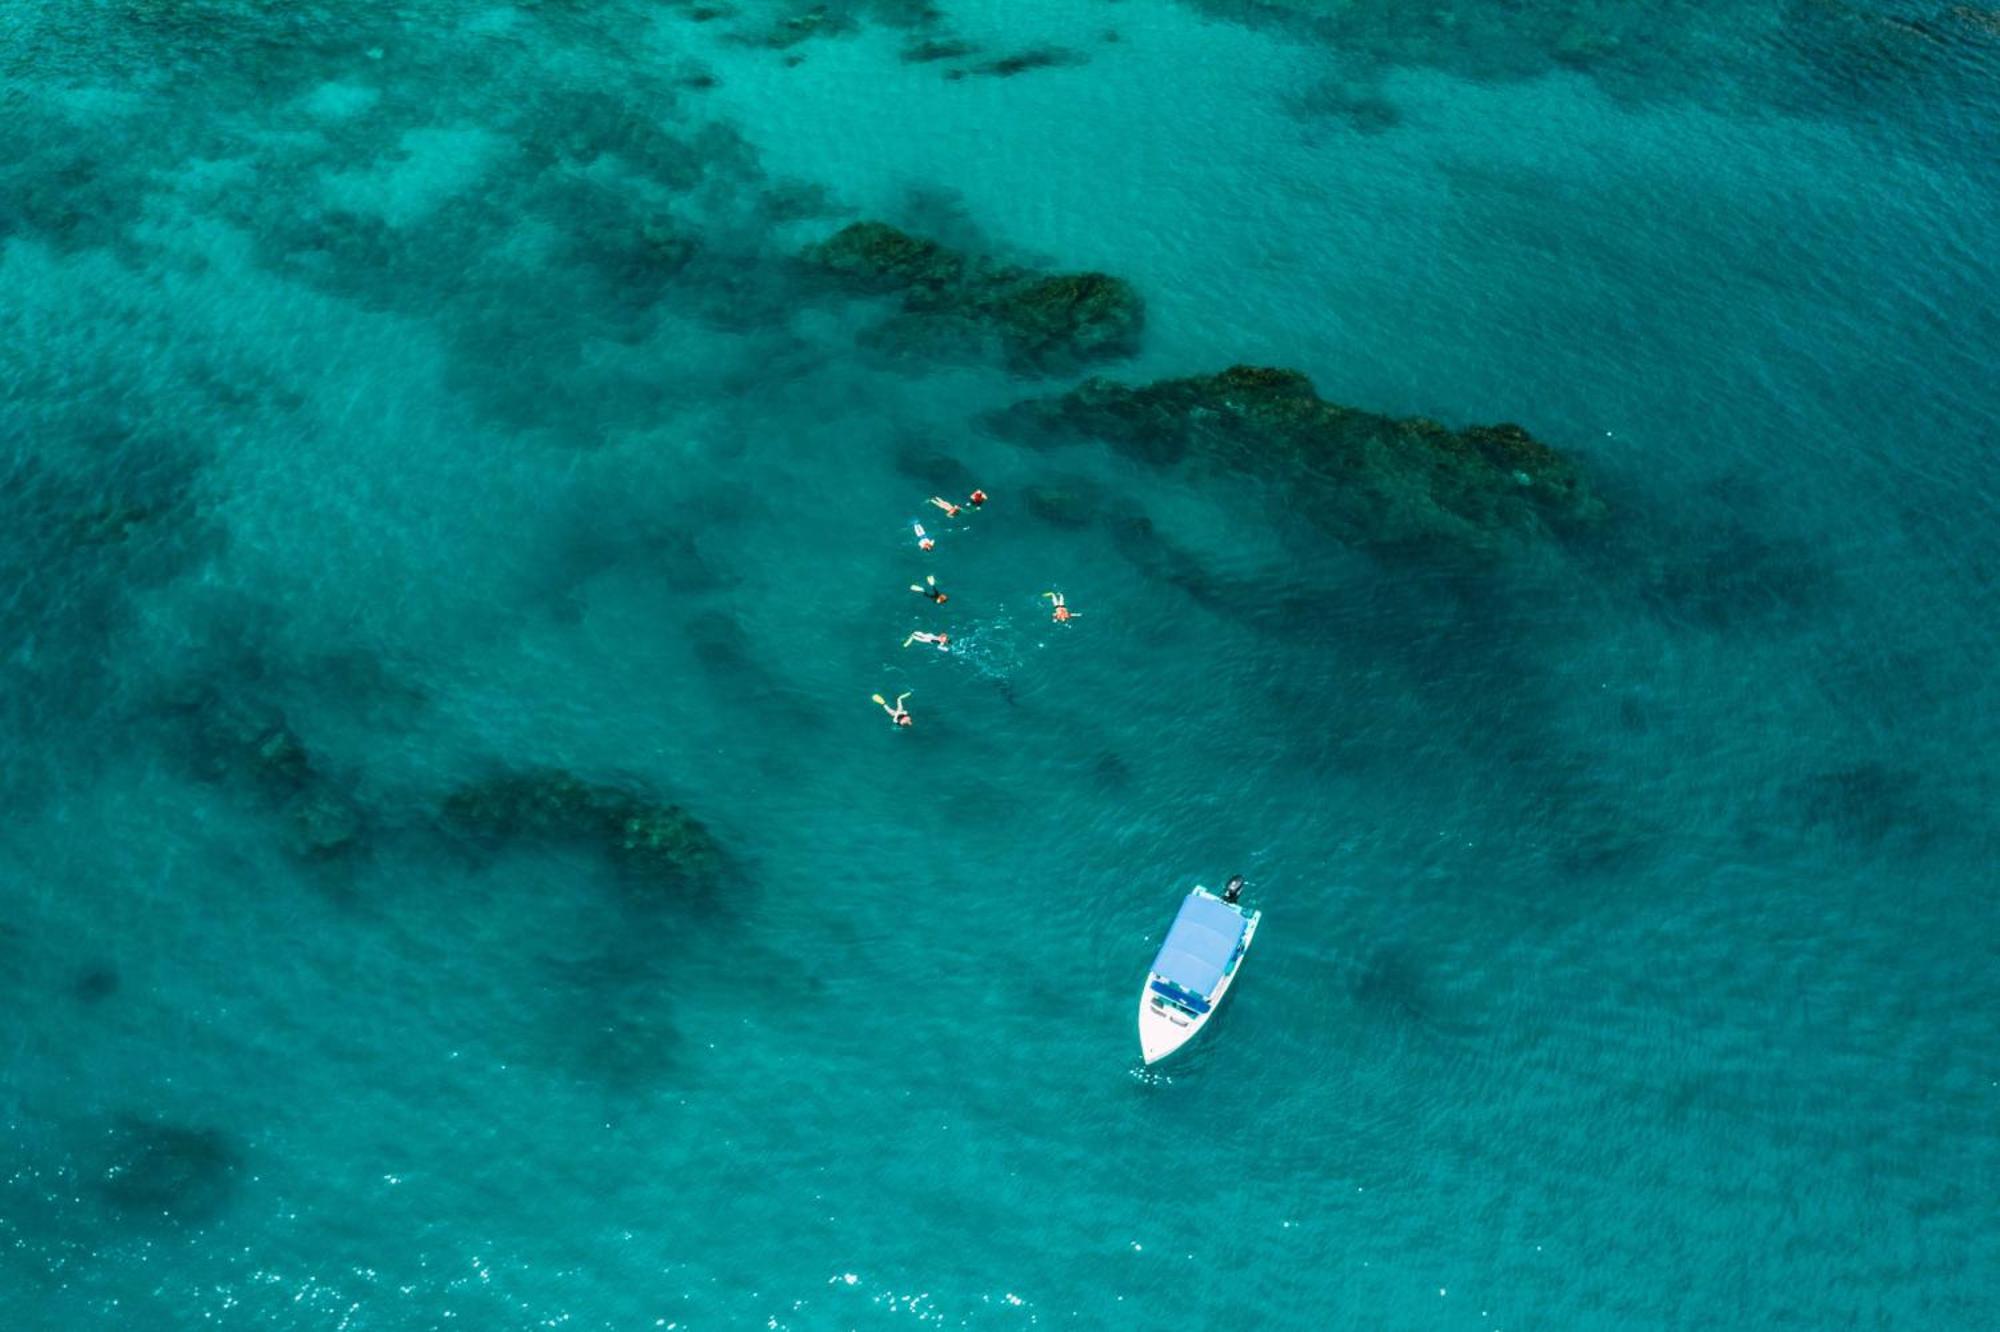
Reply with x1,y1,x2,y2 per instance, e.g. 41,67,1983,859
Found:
927,496,962,518
913,522,934,552
1223,875,1245,905
872,691,913,727
910,574,948,604
902,631,950,652
1042,590,1079,623
968,488,988,509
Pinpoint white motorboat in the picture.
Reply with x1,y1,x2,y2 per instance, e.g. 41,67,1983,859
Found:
1138,879,1260,1064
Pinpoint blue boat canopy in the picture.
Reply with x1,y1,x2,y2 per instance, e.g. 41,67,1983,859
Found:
1148,892,1245,1000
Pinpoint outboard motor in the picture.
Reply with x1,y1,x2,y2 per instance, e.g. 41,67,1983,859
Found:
1222,874,1245,904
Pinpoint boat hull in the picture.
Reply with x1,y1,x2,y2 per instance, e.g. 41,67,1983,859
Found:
1137,890,1259,1064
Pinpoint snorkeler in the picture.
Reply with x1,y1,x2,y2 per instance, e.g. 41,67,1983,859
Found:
968,488,987,508
902,631,950,652
1223,874,1245,905
910,574,948,604
927,496,962,518
872,691,913,727
913,522,934,551
1042,590,1079,623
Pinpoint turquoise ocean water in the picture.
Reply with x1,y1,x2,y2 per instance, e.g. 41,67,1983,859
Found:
2,2,1996,1327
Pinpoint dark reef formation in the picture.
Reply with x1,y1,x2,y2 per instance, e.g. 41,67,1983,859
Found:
902,36,978,62
73,965,121,1004
1177,0,2000,125
1285,76,1403,133
442,769,721,892
176,690,366,861
1021,479,1105,529
96,1118,240,1226
1784,762,1939,851
962,47,1089,78
992,365,1602,558
731,4,854,51
708,1,956,53
802,221,1144,372
0,429,215,782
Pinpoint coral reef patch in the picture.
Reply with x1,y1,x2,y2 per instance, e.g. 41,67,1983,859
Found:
442,769,721,893
965,47,1089,78
171,688,367,862
802,221,1144,371
992,365,1601,559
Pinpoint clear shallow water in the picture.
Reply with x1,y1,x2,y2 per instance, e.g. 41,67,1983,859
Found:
2,2,1996,1328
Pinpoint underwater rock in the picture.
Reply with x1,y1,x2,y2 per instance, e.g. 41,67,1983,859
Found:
69,498,161,545
891,442,979,494
1635,519,1825,631
802,221,1143,371
805,220,969,292
185,696,312,792
869,0,947,24
1353,944,1436,1026
172,688,367,860
993,366,1601,558
1788,763,1935,849
249,723,313,793
513,89,711,187
982,272,1143,368
1553,23,1620,67
1022,480,1102,528
972,47,1088,78
284,788,365,860
2,440,211,753
442,769,721,891
1950,6,2000,39
683,609,772,687
1108,515,1234,611
633,215,701,278
1286,77,1402,133
760,180,838,223
1092,751,1133,789
73,965,121,1004
737,4,856,51
903,37,978,62
96,1119,239,1225
611,802,724,884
